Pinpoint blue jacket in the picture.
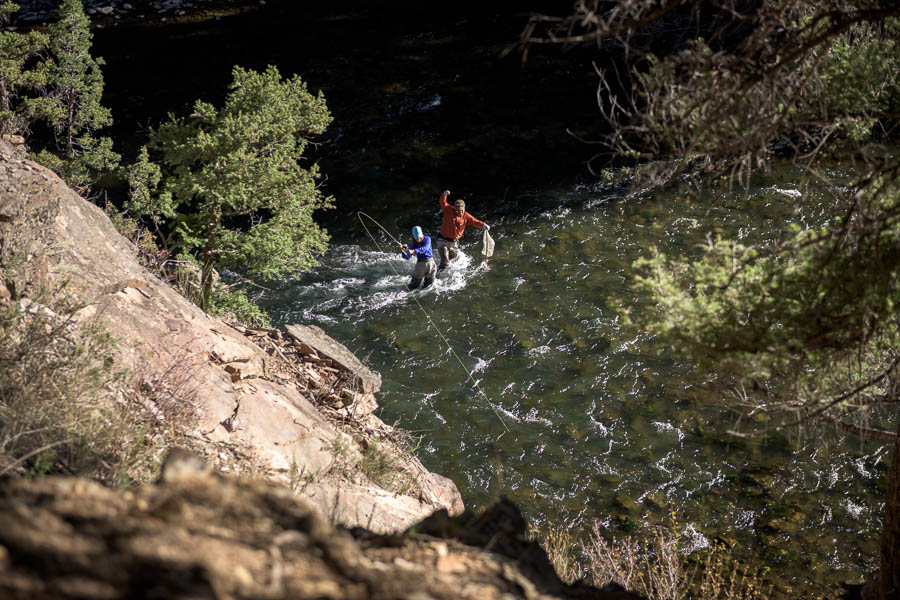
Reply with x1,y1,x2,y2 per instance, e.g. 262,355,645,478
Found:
402,236,434,261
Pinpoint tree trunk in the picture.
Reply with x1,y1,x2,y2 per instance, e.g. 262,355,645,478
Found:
65,94,75,158
0,76,10,117
865,422,900,600
199,203,221,310
0,75,12,136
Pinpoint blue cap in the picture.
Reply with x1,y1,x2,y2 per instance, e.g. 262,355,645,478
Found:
411,226,423,239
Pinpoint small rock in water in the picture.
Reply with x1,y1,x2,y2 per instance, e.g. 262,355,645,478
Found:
123,3,133,8
615,493,640,514
644,492,667,510
99,6,114,15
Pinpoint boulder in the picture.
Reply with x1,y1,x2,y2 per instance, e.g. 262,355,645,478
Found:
285,324,382,393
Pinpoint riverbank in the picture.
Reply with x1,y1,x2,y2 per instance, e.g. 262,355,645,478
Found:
0,137,463,531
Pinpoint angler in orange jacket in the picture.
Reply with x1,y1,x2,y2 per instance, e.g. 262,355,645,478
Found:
436,190,489,271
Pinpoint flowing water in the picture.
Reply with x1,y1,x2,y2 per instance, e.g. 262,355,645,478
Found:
258,166,890,595
81,3,889,594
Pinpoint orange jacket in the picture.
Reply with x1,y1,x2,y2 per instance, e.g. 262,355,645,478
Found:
438,192,485,239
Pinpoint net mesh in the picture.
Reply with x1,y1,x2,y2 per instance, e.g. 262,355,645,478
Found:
481,229,495,258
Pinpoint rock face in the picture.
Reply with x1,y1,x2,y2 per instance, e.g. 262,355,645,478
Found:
0,139,462,531
0,470,644,600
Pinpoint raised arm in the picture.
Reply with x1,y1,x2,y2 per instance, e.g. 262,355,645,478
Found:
439,190,451,210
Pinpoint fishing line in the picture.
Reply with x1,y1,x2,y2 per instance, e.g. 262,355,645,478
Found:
357,211,510,433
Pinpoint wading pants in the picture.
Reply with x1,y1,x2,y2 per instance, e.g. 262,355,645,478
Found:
409,258,437,290
436,237,459,271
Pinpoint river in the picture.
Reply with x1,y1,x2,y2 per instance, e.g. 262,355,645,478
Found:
85,2,889,595
257,165,888,596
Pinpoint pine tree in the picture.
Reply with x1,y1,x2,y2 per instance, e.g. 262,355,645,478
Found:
0,1,49,137
32,0,118,188
133,64,333,306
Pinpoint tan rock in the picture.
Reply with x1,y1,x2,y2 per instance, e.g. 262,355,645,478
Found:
222,355,264,381
0,474,646,600
285,324,381,393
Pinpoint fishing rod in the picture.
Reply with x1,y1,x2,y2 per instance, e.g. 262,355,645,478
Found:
357,211,510,433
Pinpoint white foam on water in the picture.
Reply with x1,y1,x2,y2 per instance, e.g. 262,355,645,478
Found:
496,402,522,424
734,510,755,529
842,498,865,519
538,206,572,221
291,244,487,319
470,356,492,373
679,523,710,553
523,406,554,427
652,420,685,441
592,421,610,438
852,456,872,478
772,186,802,198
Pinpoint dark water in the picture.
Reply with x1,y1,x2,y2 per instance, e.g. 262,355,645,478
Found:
83,3,889,595
259,168,888,595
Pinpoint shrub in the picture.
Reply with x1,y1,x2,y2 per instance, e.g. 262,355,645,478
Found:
531,519,772,599
0,276,196,486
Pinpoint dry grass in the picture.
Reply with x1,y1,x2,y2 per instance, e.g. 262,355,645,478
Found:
358,439,402,491
530,519,773,600
0,277,198,487
528,522,582,584
586,523,682,600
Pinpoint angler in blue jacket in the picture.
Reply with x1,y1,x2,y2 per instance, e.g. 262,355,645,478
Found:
397,226,436,290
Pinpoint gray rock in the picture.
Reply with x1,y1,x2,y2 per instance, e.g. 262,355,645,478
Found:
285,324,382,393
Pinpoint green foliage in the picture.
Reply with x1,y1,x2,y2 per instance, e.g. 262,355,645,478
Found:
628,174,900,430
528,2,900,186
135,64,333,305
630,15,900,175
0,1,50,136
207,285,271,329
125,145,176,253
29,0,119,188
811,17,900,142
126,146,174,226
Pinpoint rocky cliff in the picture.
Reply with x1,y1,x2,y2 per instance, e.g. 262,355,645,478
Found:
0,458,642,599
0,138,461,532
